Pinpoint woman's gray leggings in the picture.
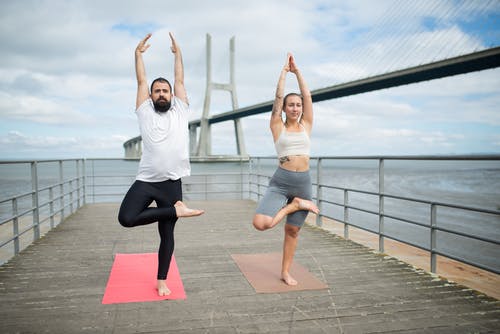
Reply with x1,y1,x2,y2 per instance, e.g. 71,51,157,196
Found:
255,167,312,227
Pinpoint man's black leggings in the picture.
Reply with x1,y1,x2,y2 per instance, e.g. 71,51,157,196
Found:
118,179,181,280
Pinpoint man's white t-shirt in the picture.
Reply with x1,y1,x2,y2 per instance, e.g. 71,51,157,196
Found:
135,96,191,182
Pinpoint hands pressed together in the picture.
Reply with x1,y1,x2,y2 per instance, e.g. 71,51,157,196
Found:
283,52,299,74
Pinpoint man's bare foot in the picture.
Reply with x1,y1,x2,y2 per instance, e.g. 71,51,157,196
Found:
174,201,205,217
294,198,319,214
157,280,171,296
281,272,298,286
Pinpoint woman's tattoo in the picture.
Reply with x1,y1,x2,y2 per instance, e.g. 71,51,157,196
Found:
279,156,290,164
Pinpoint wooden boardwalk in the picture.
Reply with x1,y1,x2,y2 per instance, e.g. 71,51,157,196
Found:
0,200,498,333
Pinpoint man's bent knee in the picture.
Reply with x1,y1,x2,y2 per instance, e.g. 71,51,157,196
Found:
118,213,134,228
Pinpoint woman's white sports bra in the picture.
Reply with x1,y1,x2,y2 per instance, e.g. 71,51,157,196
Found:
274,124,310,158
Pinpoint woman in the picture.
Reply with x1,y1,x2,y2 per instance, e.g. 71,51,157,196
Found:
252,53,319,286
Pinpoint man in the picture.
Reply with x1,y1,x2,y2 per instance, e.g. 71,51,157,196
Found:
118,32,204,296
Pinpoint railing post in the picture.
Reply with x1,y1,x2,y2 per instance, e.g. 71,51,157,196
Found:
248,158,252,199
316,157,322,227
247,158,251,199
31,161,40,240
12,198,19,255
378,158,385,253
82,159,86,205
69,180,74,214
430,203,437,273
240,159,244,200
343,189,349,239
49,187,54,228
257,158,261,201
59,160,64,223
76,159,81,208
91,159,95,203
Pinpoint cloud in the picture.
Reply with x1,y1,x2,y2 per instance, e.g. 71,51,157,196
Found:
0,0,498,159
374,128,464,146
0,92,94,125
0,131,128,158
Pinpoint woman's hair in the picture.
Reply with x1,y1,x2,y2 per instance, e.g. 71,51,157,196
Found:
150,77,172,94
282,93,303,110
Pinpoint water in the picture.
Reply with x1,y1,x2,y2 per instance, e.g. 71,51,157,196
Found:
1,158,499,272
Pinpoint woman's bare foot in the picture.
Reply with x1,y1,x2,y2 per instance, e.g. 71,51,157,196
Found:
157,280,171,296
281,272,298,286
295,198,319,214
174,201,205,217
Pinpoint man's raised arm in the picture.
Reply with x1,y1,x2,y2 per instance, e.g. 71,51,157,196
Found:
169,32,188,105
135,33,152,110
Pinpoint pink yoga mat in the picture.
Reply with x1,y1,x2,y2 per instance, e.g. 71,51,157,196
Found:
102,253,186,304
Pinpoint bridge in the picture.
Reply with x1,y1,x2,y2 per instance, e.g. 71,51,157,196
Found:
123,44,500,159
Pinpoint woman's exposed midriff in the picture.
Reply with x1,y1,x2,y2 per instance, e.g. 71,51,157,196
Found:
278,155,310,172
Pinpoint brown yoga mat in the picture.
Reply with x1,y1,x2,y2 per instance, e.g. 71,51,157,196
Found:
231,252,328,293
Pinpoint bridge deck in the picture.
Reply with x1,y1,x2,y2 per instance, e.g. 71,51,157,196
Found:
0,201,498,333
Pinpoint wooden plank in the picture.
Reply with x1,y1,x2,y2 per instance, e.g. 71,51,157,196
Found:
0,201,498,333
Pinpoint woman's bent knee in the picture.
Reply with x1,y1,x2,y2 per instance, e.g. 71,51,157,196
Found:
253,215,271,231
253,220,266,231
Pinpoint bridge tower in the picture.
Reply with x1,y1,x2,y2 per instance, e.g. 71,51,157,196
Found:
193,34,246,157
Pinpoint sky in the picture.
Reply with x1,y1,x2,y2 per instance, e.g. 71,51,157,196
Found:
0,0,499,159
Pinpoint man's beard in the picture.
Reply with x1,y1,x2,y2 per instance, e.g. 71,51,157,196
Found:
153,98,171,113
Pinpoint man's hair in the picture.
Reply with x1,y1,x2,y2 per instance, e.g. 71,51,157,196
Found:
150,77,172,94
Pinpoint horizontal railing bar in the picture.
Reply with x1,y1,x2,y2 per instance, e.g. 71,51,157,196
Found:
0,191,34,205
344,204,379,216
382,232,432,252
318,199,344,207
0,208,36,226
434,225,500,245
311,154,500,160
90,189,246,198
323,213,433,253
0,224,36,248
37,196,66,208
37,180,83,193
382,213,429,229
433,249,500,274
324,203,499,246
323,215,380,236
0,158,85,164
1,181,85,206
320,199,498,247
88,172,249,178
315,183,500,216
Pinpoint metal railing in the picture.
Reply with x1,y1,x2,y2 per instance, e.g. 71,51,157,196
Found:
249,155,500,275
0,158,250,264
1,156,499,276
83,158,250,202
0,159,86,261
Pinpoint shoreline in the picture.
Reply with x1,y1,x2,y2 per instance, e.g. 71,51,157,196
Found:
306,215,499,300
